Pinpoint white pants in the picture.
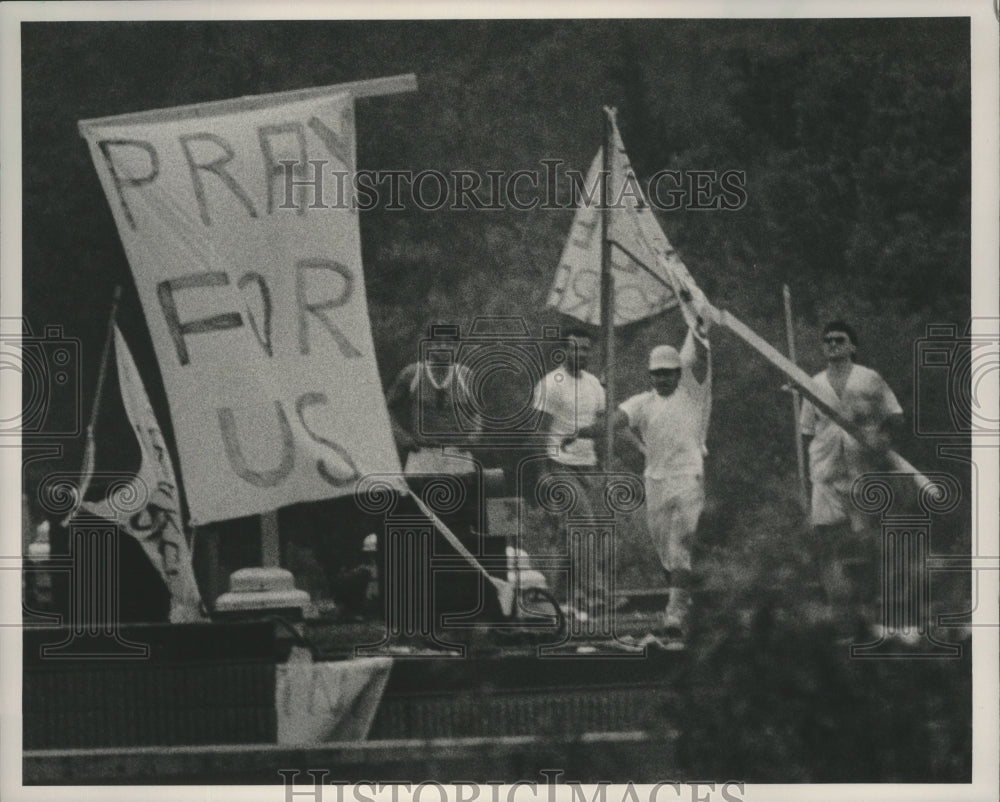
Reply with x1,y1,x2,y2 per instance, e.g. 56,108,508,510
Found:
644,474,704,573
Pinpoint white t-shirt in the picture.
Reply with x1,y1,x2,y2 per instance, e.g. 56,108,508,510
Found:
619,386,708,478
619,336,710,479
799,364,902,482
532,368,606,466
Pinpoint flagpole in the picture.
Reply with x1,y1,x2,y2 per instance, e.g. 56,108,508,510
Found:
783,284,808,512
600,107,616,466
66,285,122,523
260,510,280,568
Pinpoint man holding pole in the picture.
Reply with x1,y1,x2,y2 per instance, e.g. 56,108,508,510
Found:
610,319,711,647
798,320,903,619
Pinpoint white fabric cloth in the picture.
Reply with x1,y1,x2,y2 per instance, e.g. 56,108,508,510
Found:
532,369,606,466
619,389,706,478
276,656,392,744
546,111,703,328
82,93,402,525
81,327,204,622
810,476,864,531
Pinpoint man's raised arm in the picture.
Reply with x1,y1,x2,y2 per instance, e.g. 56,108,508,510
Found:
682,325,711,385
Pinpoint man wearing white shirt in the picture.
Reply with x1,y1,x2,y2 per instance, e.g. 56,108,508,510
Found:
612,322,711,645
534,328,606,474
532,327,607,613
798,321,903,623
799,321,903,533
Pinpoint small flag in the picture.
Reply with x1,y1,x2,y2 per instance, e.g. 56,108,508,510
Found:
547,109,708,332
83,327,204,622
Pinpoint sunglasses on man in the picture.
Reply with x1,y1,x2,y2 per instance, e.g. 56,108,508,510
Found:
823,335,849,345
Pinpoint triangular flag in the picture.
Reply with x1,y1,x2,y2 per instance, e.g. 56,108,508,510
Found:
547,109,708,332
83,327,205,622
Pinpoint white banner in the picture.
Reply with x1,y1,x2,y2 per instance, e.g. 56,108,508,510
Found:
82,91,401,524
547,112,704,327
84,327,204,622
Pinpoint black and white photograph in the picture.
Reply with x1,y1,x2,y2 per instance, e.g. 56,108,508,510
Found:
1,1,997,799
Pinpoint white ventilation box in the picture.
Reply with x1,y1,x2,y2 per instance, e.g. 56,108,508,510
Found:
214,567,310,617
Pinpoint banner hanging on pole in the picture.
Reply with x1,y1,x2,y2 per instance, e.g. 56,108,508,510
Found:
80,89,402,524
546,111,705,328
83,327,204,621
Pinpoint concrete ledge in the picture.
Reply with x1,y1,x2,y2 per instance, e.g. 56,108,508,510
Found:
24,731,679,785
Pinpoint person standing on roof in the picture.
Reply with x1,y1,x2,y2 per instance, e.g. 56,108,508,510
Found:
531,327,608,616
798,320,903,623
610,317,712,647
386,326,481,477
799,320,903,532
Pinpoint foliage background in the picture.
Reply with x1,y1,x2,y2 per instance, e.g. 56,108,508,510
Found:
20,18,973,781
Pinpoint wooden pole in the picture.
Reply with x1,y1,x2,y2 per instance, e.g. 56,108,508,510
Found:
86,286,123,436
79,73,418,134
783,285,809,512
600,108,616,467
65,286,122,523
260,511,280,568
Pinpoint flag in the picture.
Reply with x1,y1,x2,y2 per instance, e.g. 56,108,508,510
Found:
548,109,713,456
80,88,402,524
83,327,204,622
547,108,709,332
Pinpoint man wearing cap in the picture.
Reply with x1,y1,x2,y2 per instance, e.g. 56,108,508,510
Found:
610,323,711,644
798,321,903,617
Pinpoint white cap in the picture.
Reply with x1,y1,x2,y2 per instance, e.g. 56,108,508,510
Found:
649,345,682,371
